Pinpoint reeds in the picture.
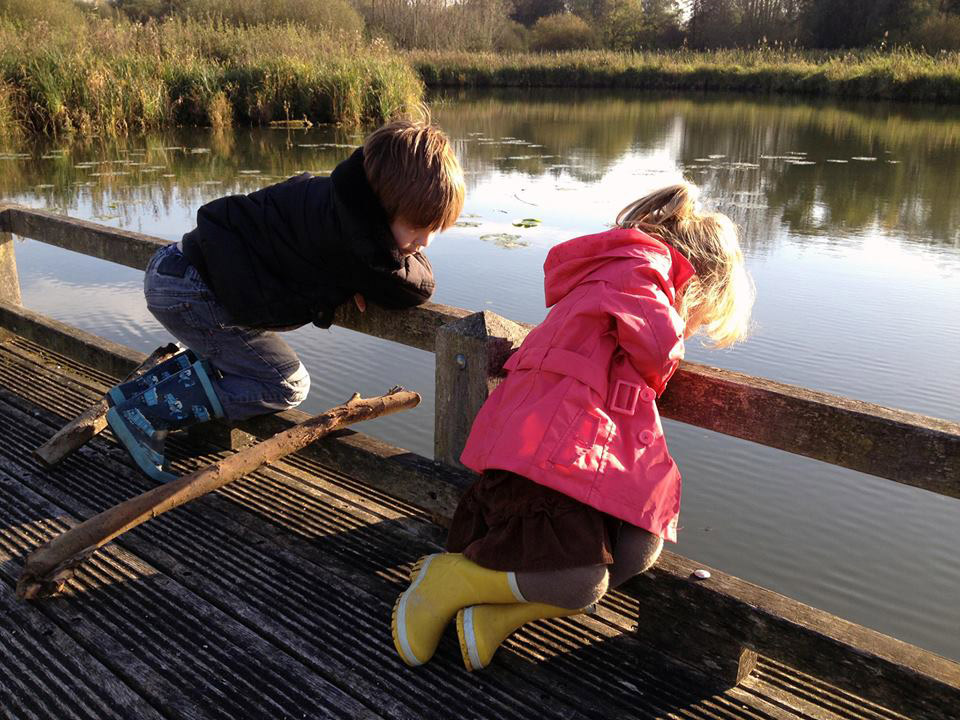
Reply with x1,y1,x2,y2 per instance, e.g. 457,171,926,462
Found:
0,17,423,137
411,47,960,104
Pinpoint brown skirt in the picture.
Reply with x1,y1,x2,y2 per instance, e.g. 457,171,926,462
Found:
446,469,623,572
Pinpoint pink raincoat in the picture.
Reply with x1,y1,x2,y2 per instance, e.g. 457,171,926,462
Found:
460,228,696,542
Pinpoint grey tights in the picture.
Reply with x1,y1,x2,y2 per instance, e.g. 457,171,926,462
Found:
515,525,664,609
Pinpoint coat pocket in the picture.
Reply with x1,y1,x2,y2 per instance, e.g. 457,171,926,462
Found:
547,409,602,467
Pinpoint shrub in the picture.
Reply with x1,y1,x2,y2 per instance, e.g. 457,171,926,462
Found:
908,15,960,53
530,13,596,52
495,20,528,52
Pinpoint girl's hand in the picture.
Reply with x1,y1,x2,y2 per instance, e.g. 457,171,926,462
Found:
354,293,367,312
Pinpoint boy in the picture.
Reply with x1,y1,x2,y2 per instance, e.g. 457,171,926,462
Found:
106,119,465,482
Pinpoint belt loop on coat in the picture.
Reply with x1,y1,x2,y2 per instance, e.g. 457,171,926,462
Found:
610,380,641,415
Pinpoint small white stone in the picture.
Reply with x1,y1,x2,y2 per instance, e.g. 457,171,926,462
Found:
693,569,711,580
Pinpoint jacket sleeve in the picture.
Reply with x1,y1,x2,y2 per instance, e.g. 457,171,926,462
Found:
601,270,686,394
352,251,436,309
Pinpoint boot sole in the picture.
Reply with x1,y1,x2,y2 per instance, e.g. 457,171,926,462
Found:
391,554,437,667
106,407,177,483
456,608,484,672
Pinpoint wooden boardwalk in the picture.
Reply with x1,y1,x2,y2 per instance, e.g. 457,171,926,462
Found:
0,330,919,719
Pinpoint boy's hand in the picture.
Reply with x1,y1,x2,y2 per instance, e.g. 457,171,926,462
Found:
354,293,366,312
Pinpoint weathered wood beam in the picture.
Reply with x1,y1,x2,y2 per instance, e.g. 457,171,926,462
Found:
2,204,168,271
0,228,20,306
659,362,960,497
434,311,529,466
334,300,472,353
0,204,20,305
0,300,150,379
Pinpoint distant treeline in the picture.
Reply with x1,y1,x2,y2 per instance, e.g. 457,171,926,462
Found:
99,0,960,53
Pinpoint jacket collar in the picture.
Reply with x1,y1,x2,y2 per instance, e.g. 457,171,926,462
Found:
330,147,401,269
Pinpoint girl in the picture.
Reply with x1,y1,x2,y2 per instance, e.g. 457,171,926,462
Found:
392,183,753,671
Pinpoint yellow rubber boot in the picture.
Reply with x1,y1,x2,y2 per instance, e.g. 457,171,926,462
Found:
392,553,526,667
456,602,588,671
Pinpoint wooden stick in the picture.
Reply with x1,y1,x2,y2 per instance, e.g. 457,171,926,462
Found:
34,343,181,467
17,387,420,599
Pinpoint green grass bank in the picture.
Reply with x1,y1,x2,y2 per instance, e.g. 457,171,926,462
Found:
411,48,960,104
0,18,422,138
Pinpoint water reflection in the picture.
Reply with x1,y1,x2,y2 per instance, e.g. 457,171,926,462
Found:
435,89,960,249
4,91,960,248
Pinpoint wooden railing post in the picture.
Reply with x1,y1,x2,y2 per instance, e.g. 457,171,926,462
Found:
0,207,21,305
434,311,528,467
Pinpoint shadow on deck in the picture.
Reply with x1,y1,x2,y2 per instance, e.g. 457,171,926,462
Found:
0,331,919,719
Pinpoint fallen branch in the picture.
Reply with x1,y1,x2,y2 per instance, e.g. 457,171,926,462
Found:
34,343,181,467
17,387,420,599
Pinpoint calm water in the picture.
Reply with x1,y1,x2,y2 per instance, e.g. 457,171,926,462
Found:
2,89,959,661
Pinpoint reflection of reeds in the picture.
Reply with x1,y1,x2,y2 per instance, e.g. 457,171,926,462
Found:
412,48,960,104
0,18,422,136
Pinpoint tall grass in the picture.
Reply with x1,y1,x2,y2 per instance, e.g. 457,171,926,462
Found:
0,18,423,136
411,48,960,104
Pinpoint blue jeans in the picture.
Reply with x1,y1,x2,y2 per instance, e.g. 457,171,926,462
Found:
143,243,310,420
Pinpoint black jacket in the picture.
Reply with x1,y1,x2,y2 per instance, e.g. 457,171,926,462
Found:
180,148,435,329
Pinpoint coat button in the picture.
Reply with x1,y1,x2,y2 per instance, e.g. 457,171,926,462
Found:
639,430,655,445
640,388,656,403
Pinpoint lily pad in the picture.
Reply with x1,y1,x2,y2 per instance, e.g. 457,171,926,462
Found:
480,233,528,249
455,221,481,227
512,218,541,228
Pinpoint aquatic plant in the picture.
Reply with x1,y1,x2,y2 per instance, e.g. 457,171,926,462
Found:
0,17,423,137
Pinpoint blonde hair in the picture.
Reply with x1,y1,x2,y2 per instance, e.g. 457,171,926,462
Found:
616,183,754,347
363,118,465,232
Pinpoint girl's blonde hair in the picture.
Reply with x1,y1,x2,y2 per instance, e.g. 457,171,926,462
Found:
616,183,754,347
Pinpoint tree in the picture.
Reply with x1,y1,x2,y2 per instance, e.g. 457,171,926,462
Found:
530,11,597,49
686,0,738,47
640,0,684,46
511,0,567,26
801,0,929,48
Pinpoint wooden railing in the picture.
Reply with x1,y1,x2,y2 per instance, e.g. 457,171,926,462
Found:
2,203,958,718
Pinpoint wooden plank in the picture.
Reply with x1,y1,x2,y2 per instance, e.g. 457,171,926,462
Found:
0,579,166,720
623,553,960,720
659,362,960,498
334,300,472,353
0,300,147,379
2,205,168,271
0,467,381,720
